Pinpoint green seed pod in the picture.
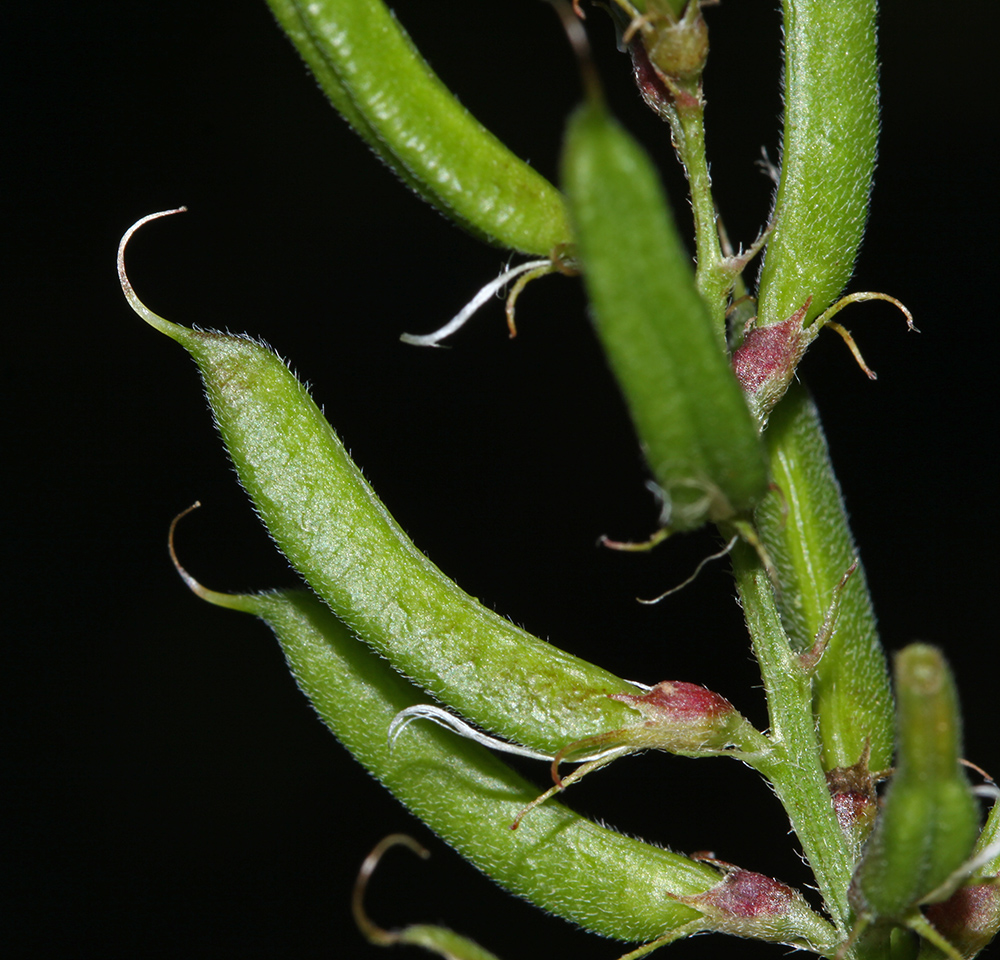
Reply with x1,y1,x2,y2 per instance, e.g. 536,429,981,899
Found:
265,0,570,256
755,383,893,774
120,211,640,759
561,100,767,533
756,0,879,330
851,645,980,925
198,584,725,944
179,579,837,951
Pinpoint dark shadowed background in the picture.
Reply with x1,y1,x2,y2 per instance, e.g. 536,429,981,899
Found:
6,2,997,958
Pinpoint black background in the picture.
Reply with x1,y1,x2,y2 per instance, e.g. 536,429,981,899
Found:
6,2,997,958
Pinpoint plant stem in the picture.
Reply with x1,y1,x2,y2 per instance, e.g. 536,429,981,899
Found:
661,85,731,334
672,94,723,306
731,541,855,936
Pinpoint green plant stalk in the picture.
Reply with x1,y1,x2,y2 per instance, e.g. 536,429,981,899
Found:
264,0,571,255
756,0,878,328
755,384,893,773
204,585,730,944
617,2,759,333
665,89,730,330
731,540,855,935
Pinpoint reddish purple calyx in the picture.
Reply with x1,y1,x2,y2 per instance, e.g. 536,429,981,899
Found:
730,300,813,424
825,749,879,846
611,680,735,722
706,869,795,918
670,860,822,941
925,883,1000,955
731,317,802,394
832,791,874,835
606,681,751,755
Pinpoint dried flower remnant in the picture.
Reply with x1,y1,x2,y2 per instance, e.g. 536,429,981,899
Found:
826,745,881,859
732,294,915,427
608,680,757,754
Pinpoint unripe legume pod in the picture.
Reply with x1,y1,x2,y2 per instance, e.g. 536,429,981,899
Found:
120,211,639,758
200,583,723,944
265,0,571,256
755,383,893,773
561,100,767,532
756,0,879,329
851,644,980,924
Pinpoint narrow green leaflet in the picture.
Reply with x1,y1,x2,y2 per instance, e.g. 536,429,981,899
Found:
561,100,767,533
265,0,571,256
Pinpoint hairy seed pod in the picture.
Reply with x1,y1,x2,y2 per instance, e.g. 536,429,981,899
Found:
561,100,767,533
198,584,725,944
756,0,879,329
851,645,980,924
120,211,644,759
755,383,893,774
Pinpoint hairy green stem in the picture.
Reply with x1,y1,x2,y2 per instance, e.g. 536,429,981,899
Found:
732,541,854,935
668,92,729,327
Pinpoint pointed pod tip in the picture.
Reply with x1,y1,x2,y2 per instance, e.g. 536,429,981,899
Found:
118,207,192,342
167,502,261,615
